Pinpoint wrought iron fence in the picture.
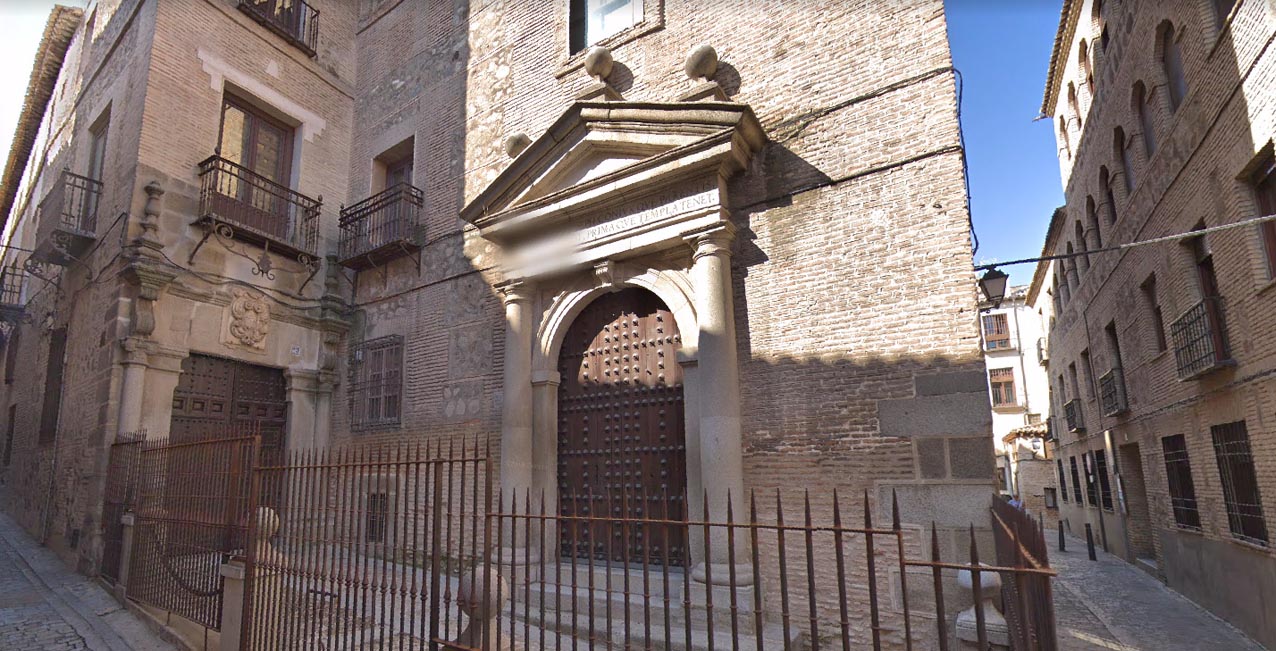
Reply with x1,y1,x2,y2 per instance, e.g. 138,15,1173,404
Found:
100,432,145,583
237,0,319,56
1170,297,1229,379
198,155,321,257
1097,367,1127,417
128,435,259,630
236,441,1058,651
38,169,102,236
1063,399,1083,433
991,496,1056,651
338,183,425,267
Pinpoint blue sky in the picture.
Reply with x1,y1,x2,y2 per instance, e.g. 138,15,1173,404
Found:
946,0,1065,286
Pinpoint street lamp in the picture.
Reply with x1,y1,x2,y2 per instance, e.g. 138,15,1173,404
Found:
979,268,1009,307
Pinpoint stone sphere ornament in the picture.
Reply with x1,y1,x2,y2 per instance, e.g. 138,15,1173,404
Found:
504,133,531,158
583,46,614,81
684,44,719,81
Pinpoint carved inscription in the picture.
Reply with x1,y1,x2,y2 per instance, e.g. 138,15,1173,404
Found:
572,188,718,245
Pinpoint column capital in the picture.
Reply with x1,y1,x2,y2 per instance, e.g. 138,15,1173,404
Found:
497,279,535,306
119,337,150,366
684,223,736,262
531,370,562,387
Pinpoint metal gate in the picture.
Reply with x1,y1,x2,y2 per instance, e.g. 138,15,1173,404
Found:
556,288,687,565
128,435,259,630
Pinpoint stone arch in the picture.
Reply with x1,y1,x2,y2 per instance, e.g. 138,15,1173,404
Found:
536,266,698,374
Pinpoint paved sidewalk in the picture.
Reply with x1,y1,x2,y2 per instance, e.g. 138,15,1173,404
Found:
0,511,175,651
1050,530,1265,651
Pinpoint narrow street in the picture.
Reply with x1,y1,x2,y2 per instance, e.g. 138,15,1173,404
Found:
1051,530,1265,651
0,512,174,651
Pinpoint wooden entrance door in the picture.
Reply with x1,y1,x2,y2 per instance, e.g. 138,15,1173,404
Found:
170,354,287,456
557,288,687,565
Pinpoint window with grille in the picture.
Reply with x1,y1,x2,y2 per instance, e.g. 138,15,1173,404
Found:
989,368,1017,407
1161,434,1201,530
1250,154,1276,279
1084,453,1100,507
1161,23,1188,112
39,328,67,446
1211,421,1268,544
1057,460,1068,503
349,336,404,431
1070,456,1083,503
982,313,1011,350
365,492,389,544
1094,449,1114,511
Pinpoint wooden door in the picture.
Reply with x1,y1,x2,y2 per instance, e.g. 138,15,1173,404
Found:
170,354,286,452
557,288,687,565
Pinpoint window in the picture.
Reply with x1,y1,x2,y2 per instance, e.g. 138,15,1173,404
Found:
1079,40,1094,97
1044,487,1059,509
1084,452,1100,507
1190,230,1230,360
1080,349,1095,398
1067,82,1082,128
1070,456,1084,503
1058,459,1069,503
1065,244,1078,289
1141,275,1168,352
1104,321,1124,372
3,405,13,466
366,492,389,544
1059,116,1071,159
982,313,1011,350
38,328,68,445
1100,166,1118,224
1116,127,1136,192
1074,221,1090,274
219,95,294,189
1211,421,1268,544
1085,196,1103,249
1094,449,1114,511
989,368,1017,407
1134,82,1156,157
349,336,404,430
1161,434,1201,529
1094,0,1109,50
569,0,642,53
1161,23,1188,112
1248,154,1276,279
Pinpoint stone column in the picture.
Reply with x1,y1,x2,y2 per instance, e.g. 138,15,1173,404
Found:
684,224,749,584
679,355,705,556
313,371,337,450
139,348,187,440
285,368,321,452
497,280,536,584
116,338,149,436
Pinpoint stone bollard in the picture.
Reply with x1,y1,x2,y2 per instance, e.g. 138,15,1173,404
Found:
219,559,247,651
954,563,1009,650
115,512,136,601
447,568,513,651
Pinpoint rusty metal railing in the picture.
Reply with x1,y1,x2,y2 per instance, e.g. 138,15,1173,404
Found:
237,0,319,56
1170,297,1230,379
991,495,1058,651
338,183,425,268
198,155,321,257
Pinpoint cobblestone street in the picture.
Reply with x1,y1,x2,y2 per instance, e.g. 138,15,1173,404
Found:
0,512,174,651
1051,530,1266,651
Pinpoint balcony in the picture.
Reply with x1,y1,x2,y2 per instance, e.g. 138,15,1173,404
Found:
238,0,319,57
1037,337,1049,364
1170,297,1231,380
1064,399,1085,433
1099,367,1128,417
196,155,321,260
0,259,27,325
338,184,426,270
32,170,101,265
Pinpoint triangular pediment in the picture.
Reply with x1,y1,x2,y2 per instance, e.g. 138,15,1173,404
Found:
461,101,766,233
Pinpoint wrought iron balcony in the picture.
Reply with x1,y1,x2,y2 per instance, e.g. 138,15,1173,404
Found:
196,155,321,260
338,183,425,270
1099,367,1128,417
32,170,101,265
0,259,26,325
238,0,319,57
1170,297,1231,380
1064,399,1085,433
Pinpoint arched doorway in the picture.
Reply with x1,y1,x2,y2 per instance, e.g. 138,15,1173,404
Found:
557,287,687,565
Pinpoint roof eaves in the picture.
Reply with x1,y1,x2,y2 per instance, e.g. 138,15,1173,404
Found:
1040,0,1080,117
1025,205,1067,305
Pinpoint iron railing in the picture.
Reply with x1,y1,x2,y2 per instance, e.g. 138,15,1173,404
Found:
991,496,1056,650
198,155,321,257
1064,399,1084,433
1170,297,1229,379
237,438,1059,651
238,0,319,56
338,183,425,268
0,259,27,309
39,169,102,234
1098,367,1128,417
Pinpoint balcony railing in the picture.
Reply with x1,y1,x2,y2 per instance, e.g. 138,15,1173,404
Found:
1064,399,1085,433
197,155,321,258
33,169,102,265
338,183,425,270
238,0,319,57
0,259,26,323
1099,367,1128,417
1170,297,1230,380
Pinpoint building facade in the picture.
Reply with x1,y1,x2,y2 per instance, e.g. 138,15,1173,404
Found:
980,284,1057,517
1039,0,1276,645
0,0,993,639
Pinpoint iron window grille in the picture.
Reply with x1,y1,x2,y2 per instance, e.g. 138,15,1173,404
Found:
1084,453,1100,507
365,492,389,544
1064,398,1085,433
1070,456,1084,503
989,367,1018,407
1170,297,1230,379
237,0,319,57
349,335,404,431
1161,434,1201,530
1210,421,1269,545
1057,459,1068,503
1094,450,1114,511
1098,367,1128,416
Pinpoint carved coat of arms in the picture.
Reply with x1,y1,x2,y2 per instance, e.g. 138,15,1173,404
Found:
227,288,270,349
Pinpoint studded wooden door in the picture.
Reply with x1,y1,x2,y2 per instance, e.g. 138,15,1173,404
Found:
557,288,687,565
170,354,287,455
